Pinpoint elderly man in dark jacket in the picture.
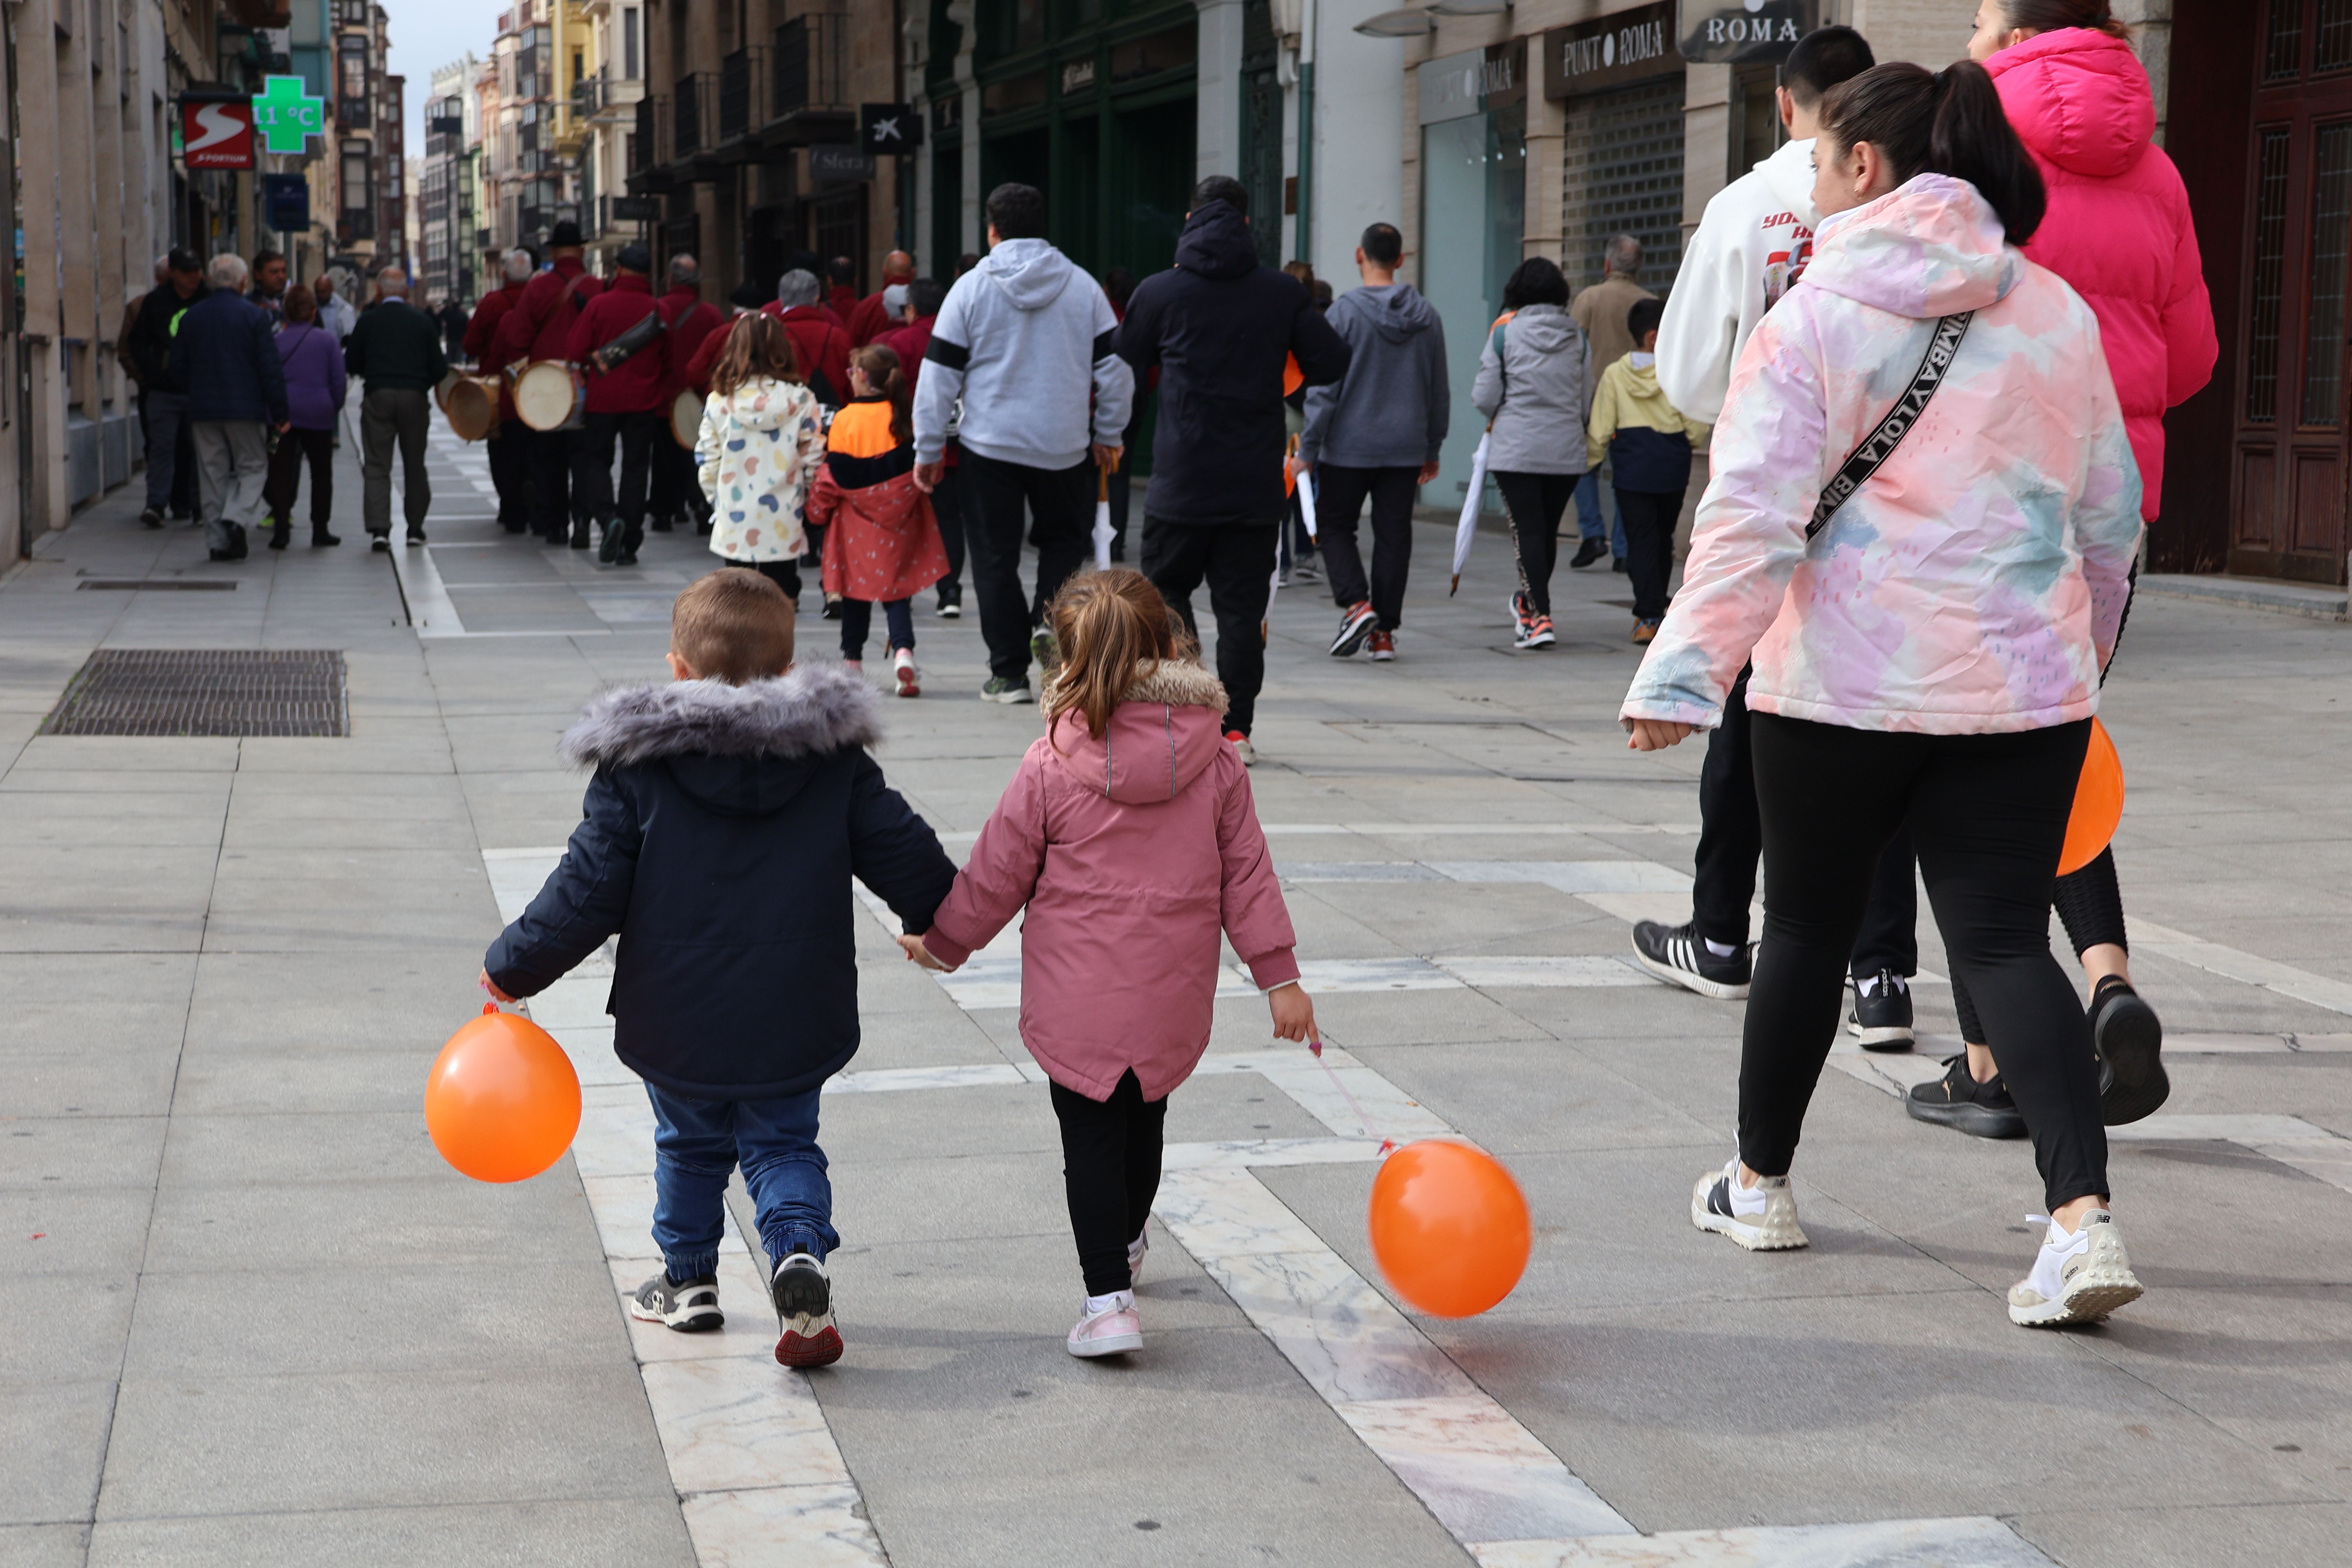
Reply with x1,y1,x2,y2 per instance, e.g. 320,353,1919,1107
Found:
169,254,289,561
345,267,450,550
1114,176,1351,762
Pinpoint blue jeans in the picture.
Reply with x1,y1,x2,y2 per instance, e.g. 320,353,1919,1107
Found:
647,1083,837,1280
1573,470,1628,558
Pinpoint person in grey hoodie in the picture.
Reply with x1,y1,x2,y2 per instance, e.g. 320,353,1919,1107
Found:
1296,223,1447,661
1472,257,1589,651
913,183,1135,703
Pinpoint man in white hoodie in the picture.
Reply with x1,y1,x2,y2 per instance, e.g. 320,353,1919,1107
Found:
914,183,1134,704
1636,27,1911,1024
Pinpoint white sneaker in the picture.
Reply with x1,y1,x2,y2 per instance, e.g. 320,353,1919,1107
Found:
1225,730,1256,766
1127,1231,1149,1286
1067,1290,1143,1357
1690,1157,1808,1251
2008,1210,2143,1327
892,646,920,698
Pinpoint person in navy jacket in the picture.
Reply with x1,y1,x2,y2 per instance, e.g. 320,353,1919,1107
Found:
169,253,288,561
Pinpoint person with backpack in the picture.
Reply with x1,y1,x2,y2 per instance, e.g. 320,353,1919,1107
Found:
1621,62,2145,1328
1472,256,1588,652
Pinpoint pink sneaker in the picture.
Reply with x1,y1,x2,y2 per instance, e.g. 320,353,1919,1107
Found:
1067,1294,1143,1358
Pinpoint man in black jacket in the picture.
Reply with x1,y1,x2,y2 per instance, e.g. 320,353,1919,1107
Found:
1115,177,1351,763
124,249,208,528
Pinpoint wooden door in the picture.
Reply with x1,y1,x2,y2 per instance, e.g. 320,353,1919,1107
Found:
2234,0,2352,584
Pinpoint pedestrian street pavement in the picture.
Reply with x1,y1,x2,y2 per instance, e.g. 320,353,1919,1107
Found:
5,415,2352,1566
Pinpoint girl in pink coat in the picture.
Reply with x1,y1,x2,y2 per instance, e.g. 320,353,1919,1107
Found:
900,569,1316,1358
1926,0,2222,1133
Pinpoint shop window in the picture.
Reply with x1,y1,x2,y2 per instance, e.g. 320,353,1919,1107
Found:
2247,127,2291,423
1111,24,1194,81
2302,121,2352,425
2270,0,2306,80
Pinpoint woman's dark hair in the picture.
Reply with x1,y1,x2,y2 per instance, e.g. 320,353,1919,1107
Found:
1999,0,2127,36
1501,256,1569,310
283,284,318,325
1818,60,2047,244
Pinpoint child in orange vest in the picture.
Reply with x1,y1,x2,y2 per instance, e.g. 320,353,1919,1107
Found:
809,344,950,697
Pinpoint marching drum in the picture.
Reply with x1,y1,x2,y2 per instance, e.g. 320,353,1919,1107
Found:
514,361,588,432
441,376,503,441
670,388,702,450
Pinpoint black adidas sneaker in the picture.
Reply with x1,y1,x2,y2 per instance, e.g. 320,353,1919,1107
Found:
1632,920,1753,1000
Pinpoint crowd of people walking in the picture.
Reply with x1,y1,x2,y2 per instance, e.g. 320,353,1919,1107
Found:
120,0,2211,1343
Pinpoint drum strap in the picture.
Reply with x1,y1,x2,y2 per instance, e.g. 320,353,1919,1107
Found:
515,269,593,360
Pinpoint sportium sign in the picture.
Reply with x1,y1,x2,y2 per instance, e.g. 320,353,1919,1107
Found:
180,96,256,170
1678,0,1818,65
1544,2,1681,100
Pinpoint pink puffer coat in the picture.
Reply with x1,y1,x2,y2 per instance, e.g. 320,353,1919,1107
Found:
922,661,1300,1102
1985,27,2216,520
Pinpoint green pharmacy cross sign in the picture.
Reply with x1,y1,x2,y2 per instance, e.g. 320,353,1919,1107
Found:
250,75,326,155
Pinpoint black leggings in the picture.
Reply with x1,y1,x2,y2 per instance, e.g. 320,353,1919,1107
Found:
1744,713,2108,1211
1493,470,1575,617
1950,846,2129,1042
1051,1069,1167,1296
838,597,915,659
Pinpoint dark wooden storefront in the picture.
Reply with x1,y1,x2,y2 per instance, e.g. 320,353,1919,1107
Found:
2168,0,2352,583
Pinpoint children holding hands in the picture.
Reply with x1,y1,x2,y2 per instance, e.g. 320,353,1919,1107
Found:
900,569,1316,1357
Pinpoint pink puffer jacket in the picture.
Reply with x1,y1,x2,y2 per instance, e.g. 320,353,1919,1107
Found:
1985,27,2216,520
922,661,1300,1102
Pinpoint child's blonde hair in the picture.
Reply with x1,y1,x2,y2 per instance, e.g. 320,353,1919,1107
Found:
671,568,796,683
1042,568,1196,741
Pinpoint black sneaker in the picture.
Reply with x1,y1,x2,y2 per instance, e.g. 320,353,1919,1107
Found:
597,516,623,563
1612,556,1629,573
1848,970,1915,1052
570,518,593,550
2091,977,2168,1126
1568,537,1606,570
1906,1054,2027,1139
370,536,392,553
628,1270,723,1332
1631,920,1751,1000
1330,600,1377,657
771,1250,842,1368
227,523,249,560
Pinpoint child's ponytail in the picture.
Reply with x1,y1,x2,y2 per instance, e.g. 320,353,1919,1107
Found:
850,343,914,446
1042,568,1196,742
1818,60,2047,244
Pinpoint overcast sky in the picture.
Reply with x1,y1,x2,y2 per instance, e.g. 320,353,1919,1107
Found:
383,0,499,162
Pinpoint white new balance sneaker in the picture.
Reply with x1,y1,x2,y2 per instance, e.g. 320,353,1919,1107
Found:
2008,1209,2143,1327
1690,1157,1808,1251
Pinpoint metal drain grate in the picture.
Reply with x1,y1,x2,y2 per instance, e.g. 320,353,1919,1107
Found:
39,649,350,737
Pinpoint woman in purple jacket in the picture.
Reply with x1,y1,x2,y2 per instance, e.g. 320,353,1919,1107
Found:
263,286,346,547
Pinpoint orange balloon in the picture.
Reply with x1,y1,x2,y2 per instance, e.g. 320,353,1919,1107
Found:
2058,717,2125,876
1283,352,1303,397
425,1004,581,1182
1368,1140,1531,1318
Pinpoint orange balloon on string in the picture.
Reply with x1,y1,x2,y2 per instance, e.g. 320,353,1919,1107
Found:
2058,717,2125,876
425,1004,581,1182
1368,1140,1531,1318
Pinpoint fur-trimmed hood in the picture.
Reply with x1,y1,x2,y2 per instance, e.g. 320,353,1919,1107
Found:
559,664,882,818
1042,659,1233,805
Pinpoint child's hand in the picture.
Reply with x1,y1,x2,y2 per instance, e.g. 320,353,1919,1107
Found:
1269,981,1316,1043
898,933,955,972
478,968,516,1004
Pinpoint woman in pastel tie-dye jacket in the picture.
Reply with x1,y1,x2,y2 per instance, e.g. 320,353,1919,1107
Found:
1620,62,2149,1331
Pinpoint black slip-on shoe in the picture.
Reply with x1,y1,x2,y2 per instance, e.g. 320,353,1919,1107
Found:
1906,1055,2027,1139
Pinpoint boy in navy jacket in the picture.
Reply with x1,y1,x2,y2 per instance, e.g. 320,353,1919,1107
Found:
481,568,955,1366
1586,297,1696,645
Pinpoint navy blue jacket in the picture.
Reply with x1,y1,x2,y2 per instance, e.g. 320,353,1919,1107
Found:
483,665,957,1100
1114,201,1351,525
168,289,289,425
1608,426,1693,496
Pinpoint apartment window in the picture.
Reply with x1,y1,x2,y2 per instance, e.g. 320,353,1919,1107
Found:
341,141,374,213
572,48,583,88
338,37,372,126
623,7,638,80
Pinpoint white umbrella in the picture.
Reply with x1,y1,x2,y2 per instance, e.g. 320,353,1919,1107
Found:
1092,460,1115,570
1296,466,1318,542
1449,431,1491,595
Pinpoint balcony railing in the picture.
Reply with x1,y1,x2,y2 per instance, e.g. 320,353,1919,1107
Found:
719,46,764,143
673,72,715,160
771,13,851,137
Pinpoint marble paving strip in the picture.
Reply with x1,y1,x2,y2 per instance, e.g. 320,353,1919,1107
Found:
2131,918,2352,1016
1469,1515,2056,1566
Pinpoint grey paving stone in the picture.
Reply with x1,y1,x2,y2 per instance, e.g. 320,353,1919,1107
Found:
0,1523,88,1567
94,1367,675,1519
1,1189,156,1277
142,1170,602,1272
2010,1503,2352,1568
0,1052,180,1119
0,1115,166,1189
83,1501,694,1568
0,1379,114,1525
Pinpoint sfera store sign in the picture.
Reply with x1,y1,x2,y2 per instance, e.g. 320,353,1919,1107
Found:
1678,0,1818,65
1544,2,1682,100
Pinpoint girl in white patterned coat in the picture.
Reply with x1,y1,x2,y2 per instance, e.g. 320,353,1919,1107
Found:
697,312,828,604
